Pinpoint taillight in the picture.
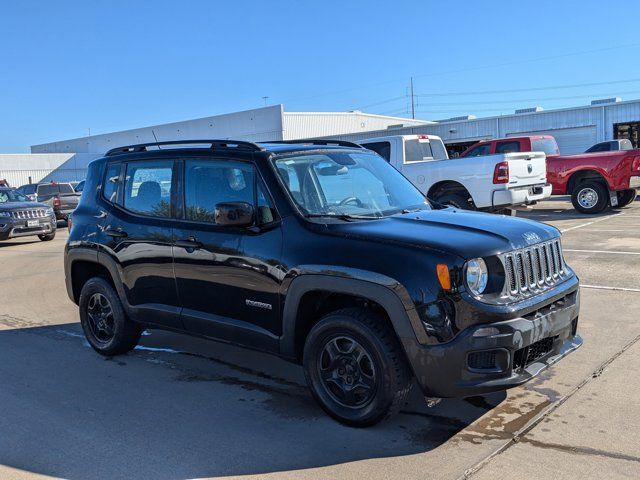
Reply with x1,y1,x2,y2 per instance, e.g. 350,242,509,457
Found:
493,161,509,184
632,156,640,172
53,197,61,207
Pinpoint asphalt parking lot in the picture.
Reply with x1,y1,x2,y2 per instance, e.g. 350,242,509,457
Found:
1,197,639,480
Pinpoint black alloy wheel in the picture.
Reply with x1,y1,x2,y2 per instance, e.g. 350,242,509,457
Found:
86,292,116,345
318,335,377,409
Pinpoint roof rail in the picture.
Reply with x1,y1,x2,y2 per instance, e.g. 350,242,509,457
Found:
267,139,363,149
105,139,265,157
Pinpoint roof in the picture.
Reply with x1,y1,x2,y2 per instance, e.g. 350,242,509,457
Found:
104,139,365,157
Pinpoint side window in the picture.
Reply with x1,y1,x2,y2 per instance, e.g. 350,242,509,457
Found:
123,161,173,218
465,144,491,157
495,141,521,154
362,142,391,161
102,164,121,203
184,160,254,224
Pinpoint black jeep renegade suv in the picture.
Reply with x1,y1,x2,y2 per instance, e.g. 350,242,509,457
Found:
65,139,581,426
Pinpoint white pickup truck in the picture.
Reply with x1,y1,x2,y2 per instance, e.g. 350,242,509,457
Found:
358,134,552,211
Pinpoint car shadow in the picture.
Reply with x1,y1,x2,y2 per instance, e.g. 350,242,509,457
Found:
0,322,505,480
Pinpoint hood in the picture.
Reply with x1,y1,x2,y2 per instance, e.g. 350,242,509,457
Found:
0,201,50,210
324,208,559,260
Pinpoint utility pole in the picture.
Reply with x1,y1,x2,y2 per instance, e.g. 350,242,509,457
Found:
410,77,415,119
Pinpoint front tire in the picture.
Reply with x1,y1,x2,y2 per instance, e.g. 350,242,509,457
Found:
303,307,412,427
571,181,609,214
616,188,637,208
79,277,142,356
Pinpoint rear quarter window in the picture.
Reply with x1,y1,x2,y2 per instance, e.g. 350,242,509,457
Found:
37,184,58,196
495,141,521,154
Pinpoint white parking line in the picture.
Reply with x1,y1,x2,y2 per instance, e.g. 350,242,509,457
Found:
560,213,625,233
564,249,640,255
582,284,640,293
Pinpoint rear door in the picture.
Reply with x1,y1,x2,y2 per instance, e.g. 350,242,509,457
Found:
101,158,181,329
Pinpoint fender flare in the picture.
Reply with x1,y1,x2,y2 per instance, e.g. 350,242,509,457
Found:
279,272,428,359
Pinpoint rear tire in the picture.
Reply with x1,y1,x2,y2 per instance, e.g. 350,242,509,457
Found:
303,307,413,427
571,181,609,214
38,232,56,241
616,188,637,208
79,277,142,356
433,192,475,210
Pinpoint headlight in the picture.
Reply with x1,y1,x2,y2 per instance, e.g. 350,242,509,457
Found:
0,211,10,217
465,258,488,296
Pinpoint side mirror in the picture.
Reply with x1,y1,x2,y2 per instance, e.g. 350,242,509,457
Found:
215,202,254,227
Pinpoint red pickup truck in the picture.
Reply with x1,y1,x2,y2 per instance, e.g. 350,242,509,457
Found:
461,135,640,213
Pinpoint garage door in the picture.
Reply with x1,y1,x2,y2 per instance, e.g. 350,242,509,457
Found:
507,126,597,154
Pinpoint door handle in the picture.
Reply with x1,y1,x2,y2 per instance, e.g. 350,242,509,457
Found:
175,236,202,250
104,227,128,238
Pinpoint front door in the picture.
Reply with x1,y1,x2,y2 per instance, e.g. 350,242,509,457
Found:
172,158,283,351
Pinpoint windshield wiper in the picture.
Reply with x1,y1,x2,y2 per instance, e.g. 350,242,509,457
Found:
304,213,381,221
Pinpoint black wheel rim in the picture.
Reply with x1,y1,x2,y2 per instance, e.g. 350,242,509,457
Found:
317,335,377,409
86,293,115,343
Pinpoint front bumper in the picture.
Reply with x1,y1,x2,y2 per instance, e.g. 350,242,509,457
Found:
403,283,581,398
629,176,640,189
0,217,56,240
492,183,552,208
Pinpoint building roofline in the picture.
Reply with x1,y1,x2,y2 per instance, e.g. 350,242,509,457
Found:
436,97,640,125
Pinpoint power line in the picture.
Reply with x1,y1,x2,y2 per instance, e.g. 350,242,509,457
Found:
410,89,640,107
416,78,640,97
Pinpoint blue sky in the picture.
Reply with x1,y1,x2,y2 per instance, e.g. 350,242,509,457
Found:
1,0,640,152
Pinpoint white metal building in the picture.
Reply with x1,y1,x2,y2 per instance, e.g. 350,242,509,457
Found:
0,105,428,185
3,98,640,187
325,97,640,157
31,105,431,154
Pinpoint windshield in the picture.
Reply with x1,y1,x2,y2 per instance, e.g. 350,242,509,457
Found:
273,150,430,218
0,189,27,203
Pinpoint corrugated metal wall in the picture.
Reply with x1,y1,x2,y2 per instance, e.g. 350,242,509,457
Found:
325,100,640,154
282,112,431,140
32,105,286,154
0,153,100,187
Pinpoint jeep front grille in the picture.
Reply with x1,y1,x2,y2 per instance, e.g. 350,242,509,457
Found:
501,239,567,299
10,209,47,219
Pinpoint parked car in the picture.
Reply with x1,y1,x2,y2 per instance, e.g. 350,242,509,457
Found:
360,134,551,212
17,182,81,220
0,187,57,241
461,135,640,214
65,139,581,426
585,139,634,153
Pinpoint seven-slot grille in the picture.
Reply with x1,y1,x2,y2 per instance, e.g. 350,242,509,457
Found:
501,239,566,298
9,209,48,219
